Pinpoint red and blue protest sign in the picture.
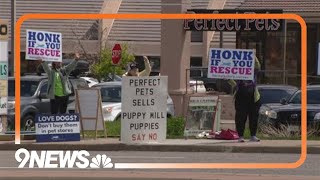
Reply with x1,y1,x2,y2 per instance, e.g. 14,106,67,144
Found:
35,113,80,142
26,29,62,62
207,48,255,80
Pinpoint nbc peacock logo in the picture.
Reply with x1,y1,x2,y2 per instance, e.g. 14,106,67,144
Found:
90,154,114,168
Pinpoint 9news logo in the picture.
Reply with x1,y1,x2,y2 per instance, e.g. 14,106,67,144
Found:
15,148,114,168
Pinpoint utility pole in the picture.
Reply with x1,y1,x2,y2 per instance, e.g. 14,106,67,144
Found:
10,0,16,76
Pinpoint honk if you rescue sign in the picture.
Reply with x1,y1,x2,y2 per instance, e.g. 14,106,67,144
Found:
208,48,255,80
121,76,168,144
26,29,62,62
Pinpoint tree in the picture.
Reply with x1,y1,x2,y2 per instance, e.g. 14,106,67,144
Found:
70,20,135,81
91,44,135,81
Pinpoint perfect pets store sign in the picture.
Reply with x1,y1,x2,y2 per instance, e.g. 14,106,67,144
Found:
207,48,255,80
26,29,62,62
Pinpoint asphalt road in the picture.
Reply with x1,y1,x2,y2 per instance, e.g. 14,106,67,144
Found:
0,151,319,179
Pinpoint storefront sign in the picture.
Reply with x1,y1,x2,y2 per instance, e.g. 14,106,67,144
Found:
0,20,8,118
26,29,62,62
184,9,283,32
0,62,8,79
184,96,220,137
35,114,80,142
121,76,168,144
208,48,255,80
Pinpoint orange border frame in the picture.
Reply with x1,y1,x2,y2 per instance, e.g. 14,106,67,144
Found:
14,13,307,169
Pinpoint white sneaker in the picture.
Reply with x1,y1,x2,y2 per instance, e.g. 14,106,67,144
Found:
250,136,260,142
238,137,245,143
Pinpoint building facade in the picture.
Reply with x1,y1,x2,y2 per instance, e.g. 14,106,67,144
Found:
1,0,319,82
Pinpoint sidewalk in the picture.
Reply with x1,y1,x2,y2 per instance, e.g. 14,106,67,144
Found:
0,138,319,154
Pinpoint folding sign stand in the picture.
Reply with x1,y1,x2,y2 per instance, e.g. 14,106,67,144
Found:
75,88,107,139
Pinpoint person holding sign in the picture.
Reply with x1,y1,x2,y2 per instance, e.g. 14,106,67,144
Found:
38,53,80,114
123,56,151,76
228,56,261,143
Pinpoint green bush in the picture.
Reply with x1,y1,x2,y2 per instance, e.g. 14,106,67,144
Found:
105,120,121,137
103,117,185,138
167,116,185,138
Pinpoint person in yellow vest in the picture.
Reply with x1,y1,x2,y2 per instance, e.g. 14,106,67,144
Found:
39,53,80,114
228,56,261,142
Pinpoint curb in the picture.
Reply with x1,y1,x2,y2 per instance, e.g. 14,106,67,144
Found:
0,143,317,154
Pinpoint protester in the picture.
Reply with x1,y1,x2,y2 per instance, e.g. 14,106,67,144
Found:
39,53,80,114
123,56,151,76
228,56,261,143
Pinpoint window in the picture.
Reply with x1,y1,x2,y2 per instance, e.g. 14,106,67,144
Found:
40,83,48,94
289,91,301,104
100,86,122,103
190,57,202,67
289,89,320,104
8,80,40,97
307,90,320,104
191,31,203,42
259,89,294,104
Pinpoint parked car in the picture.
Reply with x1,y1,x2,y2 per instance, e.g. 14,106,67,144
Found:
37,59,89,77
104,74,122,82
6,74,88,131
258,85,320,128
257,84,298,105
150,70,206,93
80,77,99,87
67,81,175,121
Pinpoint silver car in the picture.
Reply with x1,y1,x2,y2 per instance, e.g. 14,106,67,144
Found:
67,81,175,121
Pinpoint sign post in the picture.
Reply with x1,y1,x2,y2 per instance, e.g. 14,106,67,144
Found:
75,88,107,139
0,19,8,134
112,44,122,81
121,76,168,144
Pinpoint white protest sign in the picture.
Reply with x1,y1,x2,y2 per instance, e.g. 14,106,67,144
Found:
208,48,255,80
26,29,62,62
75,88,106,139
121,76,168,144
0,97,7,115
185,96,219,137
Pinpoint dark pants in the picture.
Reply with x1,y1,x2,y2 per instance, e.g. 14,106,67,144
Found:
50,96,69,114
234,86,261,137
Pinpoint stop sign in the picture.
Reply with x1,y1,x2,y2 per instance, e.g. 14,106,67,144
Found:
112,44,122,65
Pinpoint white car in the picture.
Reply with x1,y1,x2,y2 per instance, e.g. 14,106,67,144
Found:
80,77,99,87
67,82,175,121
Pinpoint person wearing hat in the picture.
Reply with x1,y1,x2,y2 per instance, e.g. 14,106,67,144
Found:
123,56,151,76
227,56,261,143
